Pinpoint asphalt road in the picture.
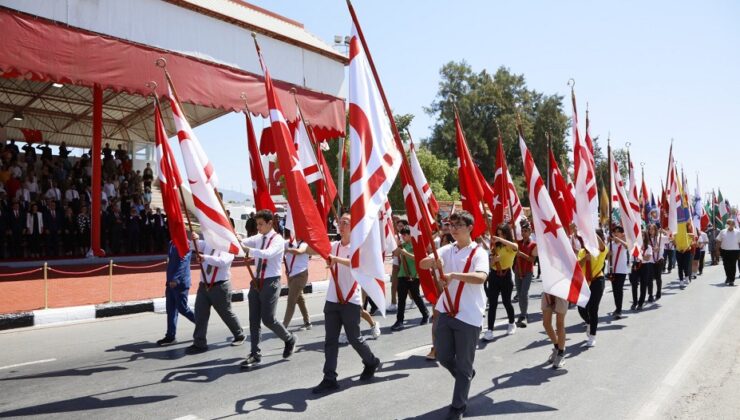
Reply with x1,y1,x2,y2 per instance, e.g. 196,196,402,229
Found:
1,263,738,419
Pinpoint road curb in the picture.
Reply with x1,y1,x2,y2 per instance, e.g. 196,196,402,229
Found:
2,281,327,331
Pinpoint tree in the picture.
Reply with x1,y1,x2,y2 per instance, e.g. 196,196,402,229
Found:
423,61,571,207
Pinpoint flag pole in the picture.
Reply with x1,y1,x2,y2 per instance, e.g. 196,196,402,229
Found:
346,0,444,283
495,119,516,234
607,136,614,280
240,92,275,210
546,131,552,192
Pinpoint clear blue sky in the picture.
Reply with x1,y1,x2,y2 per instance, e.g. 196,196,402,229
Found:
193,0,740,206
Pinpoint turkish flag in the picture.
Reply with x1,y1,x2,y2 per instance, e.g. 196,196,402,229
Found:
246,112,276,212
454,113,487,239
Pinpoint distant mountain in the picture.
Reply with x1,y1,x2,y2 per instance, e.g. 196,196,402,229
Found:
219,189,250,203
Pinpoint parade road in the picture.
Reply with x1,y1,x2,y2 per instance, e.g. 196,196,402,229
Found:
1,264,738,419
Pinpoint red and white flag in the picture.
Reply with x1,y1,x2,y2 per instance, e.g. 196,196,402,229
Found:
611,149,643,257
666,147,679,234
347,22,403,316
314,132,337,227
380,200,397,256
548,149,575,234
254,37,331,259
400,163,440,305
520,134,589,306
154,102,189,258
455,113,487,239
167,83,242,256
627,155,642,224
409,142,439,226
571,90,600,255
492,137,524,236
292,113,322,184
246,112,276,212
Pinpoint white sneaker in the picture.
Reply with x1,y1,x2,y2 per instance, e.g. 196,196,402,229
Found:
547,347,558,363
338,333,348,344
507,323,517,336
482,330,495,341
587,335,596,347
387,304,398,313
371,321,381,339
553,353,566,369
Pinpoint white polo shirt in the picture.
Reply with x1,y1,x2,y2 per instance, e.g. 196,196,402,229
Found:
326,240,361,305
699,232,708,252
610,242,630,274
242,230,285,279
718,229,740,251
194,240,234,284
284,239,309,276
433,242,490,328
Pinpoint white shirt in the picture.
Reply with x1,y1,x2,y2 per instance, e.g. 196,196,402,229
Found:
718,229,740,251
646,234,666,264
284,239,309,276
25,180,38,193
103,182,117,198
193,240,234,284
326,240,361,305
610,242,630,274
15,188,30,203
45,188,61,201
433,241,490,328
699,232,709,253
242,230,285,279
65,189,79,201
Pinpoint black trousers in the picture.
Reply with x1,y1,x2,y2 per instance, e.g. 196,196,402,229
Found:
485,269,515,329
698,251,706,274
629,269,640,306
721,249,740,283
676,251,692,280
639,263,655,305
611,273,626,314
396,277,429,322
578,277,605,336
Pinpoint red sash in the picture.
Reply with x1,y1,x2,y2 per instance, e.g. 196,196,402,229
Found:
330,242,358,304
254,233,276,291
612,244,623,273
442,245,480,318
284,240,303,277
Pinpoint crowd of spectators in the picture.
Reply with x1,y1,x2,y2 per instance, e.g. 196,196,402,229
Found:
0,139,171,260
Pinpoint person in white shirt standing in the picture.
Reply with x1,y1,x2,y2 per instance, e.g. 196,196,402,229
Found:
282,231,312,330
717,219,740,286
240,210,296,369
696,229,708,276
420,210,489,420
186,233,245,354
609,226,630,319
312,213,380,394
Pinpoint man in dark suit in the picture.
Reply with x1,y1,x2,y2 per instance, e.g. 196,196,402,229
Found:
7,200,25,258
151,208,167,252
44,200,63,257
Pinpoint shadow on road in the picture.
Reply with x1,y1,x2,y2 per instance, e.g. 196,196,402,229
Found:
0,365,127,381
0,394,176,417
407,395,557,419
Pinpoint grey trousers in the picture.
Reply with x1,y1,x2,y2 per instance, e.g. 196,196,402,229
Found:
193,280,243,348
323,301,376,381
435,313,481,410
248,276,293,355
515,272,533,319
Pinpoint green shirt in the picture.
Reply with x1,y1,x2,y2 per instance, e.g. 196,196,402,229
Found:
397,242,418,278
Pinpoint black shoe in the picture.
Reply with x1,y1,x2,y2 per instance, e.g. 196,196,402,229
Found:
359,357,380,381
390,321,404,332
240,353,262,369
647,297,654,303
419,316,429,325
512,295,519,303
446,405,467,420
630,304,637,311
283,336,297,358
655,295,661,301
516,317,527,328
613,312,623,320
730,282,736,287
636,304,643,311
185,344,208,354
156,336,176,346
312,378,339,394
231,335,246,346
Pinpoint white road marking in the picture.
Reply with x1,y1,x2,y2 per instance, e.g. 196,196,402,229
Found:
171,416,203,420
394,345,433,359
635,287,740,419
0,358,56,370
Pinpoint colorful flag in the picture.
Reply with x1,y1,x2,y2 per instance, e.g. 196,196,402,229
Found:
571,90,600,255
254,36,331,259
520,133,589,306
167,82,242,256
347,21,403,315
246,112,276,212
154,102,189,258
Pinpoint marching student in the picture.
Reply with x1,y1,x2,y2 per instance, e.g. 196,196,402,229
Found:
482,223,519,341
675,232,694,288
576,229,608,347
636,231,655,309
717,219,740,285
312,213,380,394
609,226,630,319
514,220,537,328
542,292,569,369
390,227,430,331
696,229,708,276
420,211,489,420
240,210,297,368
156,240,195,346
282,230,312,331
646,224,667,301
186,234,245,354
338,303,381,344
